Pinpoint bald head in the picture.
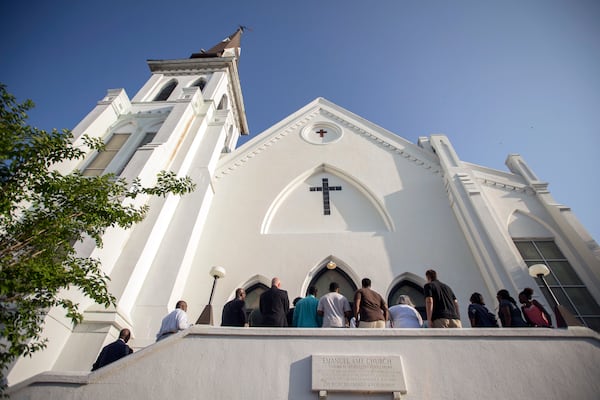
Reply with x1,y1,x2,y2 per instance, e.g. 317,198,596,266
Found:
119,328,131,343
271,277,281,288
235,288,246,300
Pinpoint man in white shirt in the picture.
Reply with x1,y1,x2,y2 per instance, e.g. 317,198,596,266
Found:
156,300,192,341
317,282,352,328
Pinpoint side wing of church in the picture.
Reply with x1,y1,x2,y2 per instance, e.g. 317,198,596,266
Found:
7,29,600,398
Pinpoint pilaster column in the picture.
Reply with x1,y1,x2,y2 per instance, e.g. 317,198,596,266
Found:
430,135,525,295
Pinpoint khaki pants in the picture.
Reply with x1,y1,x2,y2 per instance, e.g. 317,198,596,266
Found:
432,318,462,328
358,320,386,328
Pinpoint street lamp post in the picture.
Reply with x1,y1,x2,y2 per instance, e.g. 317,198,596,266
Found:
196,266,226,325
528,264,581,328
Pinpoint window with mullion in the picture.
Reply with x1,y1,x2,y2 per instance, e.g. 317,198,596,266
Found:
514,239,600,331
82,133,130,176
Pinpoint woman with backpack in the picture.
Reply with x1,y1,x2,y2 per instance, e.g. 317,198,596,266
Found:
467,292,499,327
497,289,528,327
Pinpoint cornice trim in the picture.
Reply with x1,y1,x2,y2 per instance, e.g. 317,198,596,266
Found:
215,104,442,180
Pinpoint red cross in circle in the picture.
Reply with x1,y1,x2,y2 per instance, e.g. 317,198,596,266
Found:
315,129,327,138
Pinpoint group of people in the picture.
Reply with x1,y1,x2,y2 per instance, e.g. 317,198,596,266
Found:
469,287,552,328
220,276,392,329
222,270,552,330
221,270,462,329
91,269,552,370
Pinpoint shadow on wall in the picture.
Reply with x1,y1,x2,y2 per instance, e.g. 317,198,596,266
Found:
288,357,311,400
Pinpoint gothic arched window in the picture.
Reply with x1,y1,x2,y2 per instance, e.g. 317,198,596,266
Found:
244,282,269,326
308,267,357,303
153,80,177,101
82,133,130,176
222,125,234,153
217,94,228,110
191,78,206,91
114,131,156,176
245,283,268,310
388,280,426,320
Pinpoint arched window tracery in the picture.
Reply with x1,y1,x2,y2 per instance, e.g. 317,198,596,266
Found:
153,80,177,101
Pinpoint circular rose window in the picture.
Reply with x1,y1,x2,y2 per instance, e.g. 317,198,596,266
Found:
300,122,343,145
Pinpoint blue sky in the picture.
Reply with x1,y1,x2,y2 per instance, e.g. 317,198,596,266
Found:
2,0,599,242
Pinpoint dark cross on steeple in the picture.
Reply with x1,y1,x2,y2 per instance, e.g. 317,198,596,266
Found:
309,178,342,215
315,129,328,138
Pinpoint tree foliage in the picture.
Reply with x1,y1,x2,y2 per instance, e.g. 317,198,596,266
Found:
0,84,195,389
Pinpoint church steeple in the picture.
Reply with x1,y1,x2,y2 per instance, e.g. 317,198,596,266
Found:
190,27,245,59
132,27,249,136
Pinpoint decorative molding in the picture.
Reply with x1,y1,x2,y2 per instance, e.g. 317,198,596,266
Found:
215,107,441,179
477,177,536,195
161,70,216,76
456,172,480,195
99,89,124,104
215,110,321,178
98,88,131,116
133,110,172,116
444,177,456,207
132,106,174,116
319,109,440,174
148,58,235,75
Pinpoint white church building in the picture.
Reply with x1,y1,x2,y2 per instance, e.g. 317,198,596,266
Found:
7,29,600,400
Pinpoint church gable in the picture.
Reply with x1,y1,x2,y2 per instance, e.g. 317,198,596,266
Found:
215,97,440,180
203,97,457,245
209,97,447,240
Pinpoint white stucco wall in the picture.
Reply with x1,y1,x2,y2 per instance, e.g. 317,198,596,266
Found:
8,326,600,400
180,104,496,328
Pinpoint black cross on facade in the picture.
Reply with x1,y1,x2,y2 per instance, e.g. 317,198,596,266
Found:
315,129,327,138
309,178,342,215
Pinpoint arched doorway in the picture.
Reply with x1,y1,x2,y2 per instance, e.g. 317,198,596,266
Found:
308,266,357,303
388,280,426,319
244,282,269,325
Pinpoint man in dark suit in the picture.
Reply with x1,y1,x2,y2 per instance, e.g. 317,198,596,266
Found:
259,277,290,327
92,328,133,371
222,288,248,327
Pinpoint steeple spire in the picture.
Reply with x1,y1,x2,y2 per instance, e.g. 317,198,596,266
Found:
190,27,245,59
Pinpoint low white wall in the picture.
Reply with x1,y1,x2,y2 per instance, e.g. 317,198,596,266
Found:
8,326,600,400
